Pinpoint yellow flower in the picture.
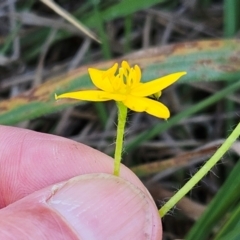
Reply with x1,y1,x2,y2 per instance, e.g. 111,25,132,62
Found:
55,61,186,119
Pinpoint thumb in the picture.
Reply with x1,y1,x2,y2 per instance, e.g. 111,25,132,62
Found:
0,173,162,239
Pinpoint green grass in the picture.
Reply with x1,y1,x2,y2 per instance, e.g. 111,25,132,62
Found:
1,1,240,238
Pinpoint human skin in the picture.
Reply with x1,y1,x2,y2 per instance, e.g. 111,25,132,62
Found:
0,125,162,239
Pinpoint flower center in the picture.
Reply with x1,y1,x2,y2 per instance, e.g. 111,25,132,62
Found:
111,66,139,95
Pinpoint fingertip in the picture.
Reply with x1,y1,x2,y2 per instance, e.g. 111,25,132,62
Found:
47,173,162,239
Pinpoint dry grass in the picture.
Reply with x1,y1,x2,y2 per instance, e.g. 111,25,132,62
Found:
1,1,240,239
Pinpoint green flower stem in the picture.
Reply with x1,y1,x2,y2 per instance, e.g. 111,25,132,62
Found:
114,102,128,176
159,122,240,217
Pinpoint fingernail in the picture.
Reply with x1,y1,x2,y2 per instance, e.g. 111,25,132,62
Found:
47,173,161,239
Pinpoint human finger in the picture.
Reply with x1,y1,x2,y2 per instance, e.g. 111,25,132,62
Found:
0,173,162,239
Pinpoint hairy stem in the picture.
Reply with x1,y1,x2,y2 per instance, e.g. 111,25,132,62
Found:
114,102,128,176
159,122,240,217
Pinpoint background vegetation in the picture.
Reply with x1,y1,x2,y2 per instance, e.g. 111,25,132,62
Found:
1,0,240,239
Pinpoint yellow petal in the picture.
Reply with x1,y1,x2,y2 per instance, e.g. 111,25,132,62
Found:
105,62,118,76
131,72,187,97
88,63,118,91
122,96,170,119
56,90,125,102
56,90,111,101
